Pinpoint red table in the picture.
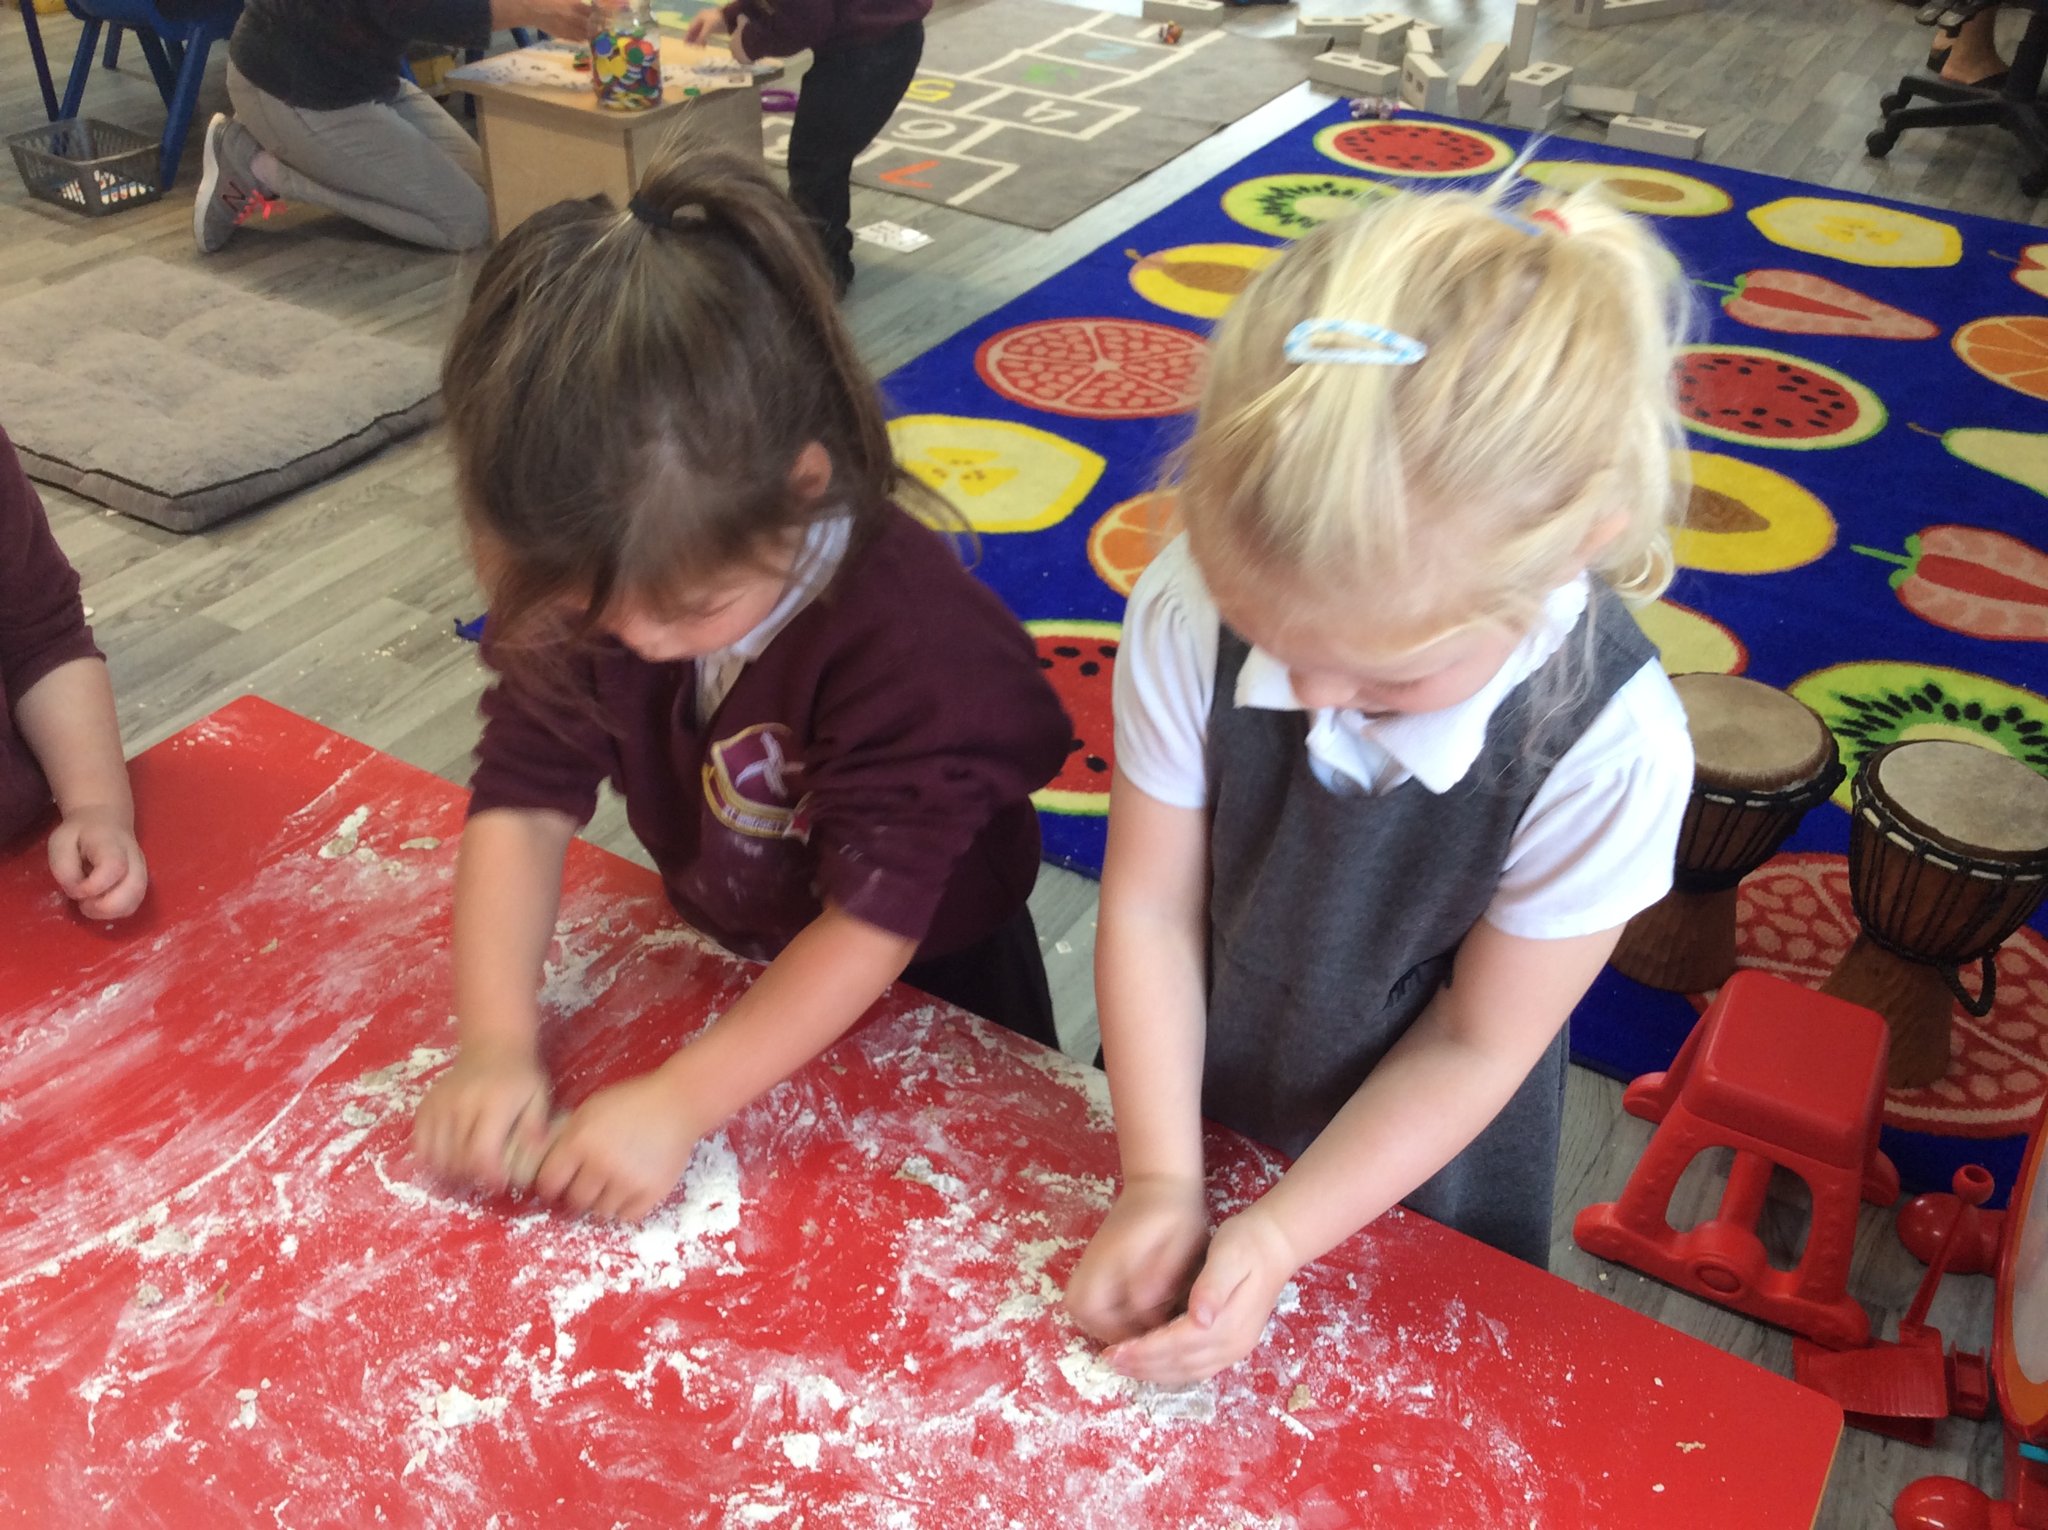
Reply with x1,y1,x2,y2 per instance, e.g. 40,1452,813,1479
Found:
0,698,1842,1528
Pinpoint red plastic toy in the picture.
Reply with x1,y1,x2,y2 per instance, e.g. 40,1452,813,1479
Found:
1575,970,1900,1349
1895,1099,2048,1529
1794,1165,1995,1443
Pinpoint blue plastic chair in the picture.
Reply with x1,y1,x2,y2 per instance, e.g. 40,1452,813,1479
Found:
57,0,243,186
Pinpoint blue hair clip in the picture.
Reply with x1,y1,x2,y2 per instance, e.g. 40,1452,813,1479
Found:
1490,207,1546,237
1283,318,1427,367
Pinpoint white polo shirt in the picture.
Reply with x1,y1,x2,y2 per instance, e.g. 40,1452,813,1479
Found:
1114,535,1695,941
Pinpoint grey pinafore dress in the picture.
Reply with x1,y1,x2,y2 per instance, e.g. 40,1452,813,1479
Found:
1202,582,1657,1267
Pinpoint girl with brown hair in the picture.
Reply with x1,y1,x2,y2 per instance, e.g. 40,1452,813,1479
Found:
411,146,1070,1222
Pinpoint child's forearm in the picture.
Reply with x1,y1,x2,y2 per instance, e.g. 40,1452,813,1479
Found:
1244,921,1622,1271
14,657,130,825
652,902,917,1133
451,807,578,1055
1096,908,1208,1185
1250,1001,1550,1268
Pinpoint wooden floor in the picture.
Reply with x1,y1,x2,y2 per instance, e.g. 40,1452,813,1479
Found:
3,0,2038,1522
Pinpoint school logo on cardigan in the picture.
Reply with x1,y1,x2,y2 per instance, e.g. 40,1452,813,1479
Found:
703,723,810,841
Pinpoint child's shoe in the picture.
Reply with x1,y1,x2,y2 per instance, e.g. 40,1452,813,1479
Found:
193,114,281,254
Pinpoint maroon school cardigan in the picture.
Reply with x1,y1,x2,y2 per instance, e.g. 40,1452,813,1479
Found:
469,506,1070,962
0,426,102,847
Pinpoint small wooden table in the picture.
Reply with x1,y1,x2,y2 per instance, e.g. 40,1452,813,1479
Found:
446,38,772,237
0,698,1843,1527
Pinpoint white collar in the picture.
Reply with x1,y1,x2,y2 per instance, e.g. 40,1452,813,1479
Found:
715,514,853,665
1233,578,1591,794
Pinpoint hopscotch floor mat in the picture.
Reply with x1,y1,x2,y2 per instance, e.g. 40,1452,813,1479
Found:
764,0,1321,231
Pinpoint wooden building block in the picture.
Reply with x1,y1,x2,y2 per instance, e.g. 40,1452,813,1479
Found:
1606,112,1706,157
1296,13,1367,40
1400,51,1451,113
1308,49,1403,95
1406,18,1444,51
1508,0,1540,70
1405,25,1434,56
1506,94,1563,131
1357,13,1414,61
1563,83,1644,119
1457,41,1508,118
1505,60,1572,110
1141,0,1226,24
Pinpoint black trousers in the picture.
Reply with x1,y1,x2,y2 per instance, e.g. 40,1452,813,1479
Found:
784,18,924,290
902,904,1061,1052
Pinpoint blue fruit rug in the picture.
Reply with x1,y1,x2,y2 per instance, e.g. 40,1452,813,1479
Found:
881,104,2048,1202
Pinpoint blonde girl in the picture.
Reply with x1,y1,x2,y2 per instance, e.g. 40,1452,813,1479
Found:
412,148,1070,1222
1064,186,1698,1385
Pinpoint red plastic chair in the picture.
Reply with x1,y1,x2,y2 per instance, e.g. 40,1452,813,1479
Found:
1576,970,1900,1349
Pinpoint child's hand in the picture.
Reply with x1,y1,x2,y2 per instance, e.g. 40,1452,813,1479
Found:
412,1040,553,1191
530,1071,700,1222
683,6,729,43
1065,1174,1210,1345
1099,1207,1299,1387
47,805,147,920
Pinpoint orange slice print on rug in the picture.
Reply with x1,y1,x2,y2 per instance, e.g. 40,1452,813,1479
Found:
1313,120,1511,178
1676,346,1885,450
1127,243,1278,320
1637,599,1747,675
1675,452,1836,574
974,318,1206,420
1956,315,2048,403
1027,619,1120,816
1748,196,1962,268
1087,491,1181,597
1715,854,2048,1137
889,415,1103,534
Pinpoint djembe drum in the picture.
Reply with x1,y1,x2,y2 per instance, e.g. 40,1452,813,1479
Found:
1610,674,1842,994
1822,740,2048,1088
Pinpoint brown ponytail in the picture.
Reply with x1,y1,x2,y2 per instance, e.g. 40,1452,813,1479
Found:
442,139,923,673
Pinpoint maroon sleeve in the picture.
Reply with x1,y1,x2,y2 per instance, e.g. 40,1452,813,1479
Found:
467,639,615,827
724,0,835,62
0,426,101,712
800,543,1070,944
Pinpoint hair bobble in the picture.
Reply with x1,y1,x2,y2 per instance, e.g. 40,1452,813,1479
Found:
1491,206,1570,238
1283,318,1427,367
628,195,717,232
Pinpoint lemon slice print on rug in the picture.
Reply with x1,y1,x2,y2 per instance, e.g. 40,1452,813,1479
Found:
1087,491,1182,597
1637,599,1747,675
1027,620,1120,815
1127,244,1277,320
891,416,1103,533
1676,451,1836,573
1676,345,1885,449
1748,196,1962,268
1854,526,2048,643
1726,854,2048,1136
1313,120,1511,178
1934,425,2048,497
1955,316,2048,402
1518,161,1730,216
974,318,1206,420
1220,173,1399,238
1701,270,1938,341
1789,661,2048,809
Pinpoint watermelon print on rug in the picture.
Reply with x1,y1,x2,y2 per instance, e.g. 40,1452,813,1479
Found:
881,104,2048,1198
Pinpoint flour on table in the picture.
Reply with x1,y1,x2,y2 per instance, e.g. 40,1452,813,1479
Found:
317,806,369,860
